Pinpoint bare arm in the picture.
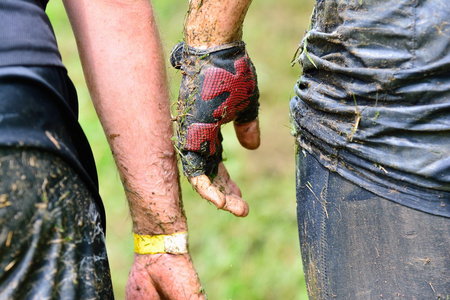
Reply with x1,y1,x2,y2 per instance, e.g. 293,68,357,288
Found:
63,0,183,235
62,0,203,298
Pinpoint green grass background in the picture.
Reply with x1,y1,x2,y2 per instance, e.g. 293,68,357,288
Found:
47,1,314,299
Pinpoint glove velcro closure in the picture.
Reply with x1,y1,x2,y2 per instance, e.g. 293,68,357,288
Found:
170,41,247,69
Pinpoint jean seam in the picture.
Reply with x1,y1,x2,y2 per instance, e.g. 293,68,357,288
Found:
320,169,330,299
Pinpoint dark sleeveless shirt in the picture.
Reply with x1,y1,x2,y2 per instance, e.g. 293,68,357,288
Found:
0,0,63,67
0,0,104,225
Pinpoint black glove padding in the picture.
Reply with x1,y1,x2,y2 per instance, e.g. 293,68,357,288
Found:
170,41,259,178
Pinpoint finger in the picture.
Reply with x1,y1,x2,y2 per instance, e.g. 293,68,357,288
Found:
209,176,248,217
234,119,261,150
223,193,249,217
216,163,241,197
212,164,248,216
224,176,241,197
190,174,249,217
126,257,160,300
190,175,226,209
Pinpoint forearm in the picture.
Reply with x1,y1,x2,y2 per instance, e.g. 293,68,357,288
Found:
63,0,186,235
185,0,253,48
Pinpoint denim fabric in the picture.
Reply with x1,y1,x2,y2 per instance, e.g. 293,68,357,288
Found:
296,150,450,299
291,0,450,217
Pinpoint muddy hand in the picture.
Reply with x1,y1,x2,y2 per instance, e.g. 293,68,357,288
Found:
190,119,260,217
189,163,250,217
171,41,260,179
126,253,205,299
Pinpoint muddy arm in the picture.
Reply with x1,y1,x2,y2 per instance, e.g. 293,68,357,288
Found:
181,0,261,216
63,0,204,298
185,0,253,48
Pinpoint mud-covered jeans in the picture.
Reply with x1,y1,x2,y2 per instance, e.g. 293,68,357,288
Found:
0,148,114,299
296,150,450,299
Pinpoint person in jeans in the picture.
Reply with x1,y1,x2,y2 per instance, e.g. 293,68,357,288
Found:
172,0,450,298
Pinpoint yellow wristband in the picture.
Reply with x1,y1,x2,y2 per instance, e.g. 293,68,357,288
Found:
134,232,188,255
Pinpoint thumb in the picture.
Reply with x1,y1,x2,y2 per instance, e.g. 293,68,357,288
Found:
234,119,261,150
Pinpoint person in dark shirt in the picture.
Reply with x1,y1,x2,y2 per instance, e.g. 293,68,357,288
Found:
0,0,207,298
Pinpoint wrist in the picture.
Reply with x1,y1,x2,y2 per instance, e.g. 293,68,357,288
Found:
170,40,247,71
134,231,189,255
172,40,245,58
127,190,188,235
184,0,250,49
184,33,244,50
184,18,244,49
188,40,245,54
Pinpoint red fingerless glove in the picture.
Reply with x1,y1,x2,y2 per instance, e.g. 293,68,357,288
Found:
171,41,259,177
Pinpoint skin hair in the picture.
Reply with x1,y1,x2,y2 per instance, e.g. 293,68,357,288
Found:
62,0,255,298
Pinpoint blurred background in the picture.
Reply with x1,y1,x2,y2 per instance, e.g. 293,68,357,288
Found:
47,0,315,299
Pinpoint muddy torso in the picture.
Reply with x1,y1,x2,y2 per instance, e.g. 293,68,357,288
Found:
291,0,450,216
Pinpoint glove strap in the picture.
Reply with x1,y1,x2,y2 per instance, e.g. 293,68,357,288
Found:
185,40,246,55
170,40,246,69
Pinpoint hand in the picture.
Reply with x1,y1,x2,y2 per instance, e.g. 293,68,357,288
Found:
189,162,248,217
188,119,260,217
126,253,205,299
171,42,260,216
171,41,260,178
